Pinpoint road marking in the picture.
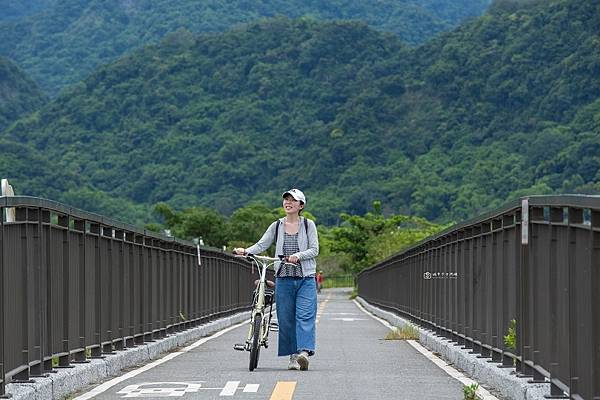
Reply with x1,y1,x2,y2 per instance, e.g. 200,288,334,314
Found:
200,382,260,396
219,381,240,396
321,312,358,315
116,382,202,397
72,320,248,400
352,299,499,400
315,293,331,324
243,384,260,393
115,381,260,398
331,317,366,322
269,381,296,400
217,381,259,396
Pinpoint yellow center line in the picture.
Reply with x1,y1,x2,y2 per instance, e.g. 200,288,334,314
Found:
269,381,297,400
315,293,331,324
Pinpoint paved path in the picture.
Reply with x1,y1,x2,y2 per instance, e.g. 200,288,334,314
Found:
73,289,465,400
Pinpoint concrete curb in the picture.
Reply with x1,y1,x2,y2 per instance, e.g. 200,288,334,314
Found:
355,297,553,400
4,311,251,400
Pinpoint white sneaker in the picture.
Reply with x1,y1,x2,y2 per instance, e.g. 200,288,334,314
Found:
288,354,300,370
296,351,309,371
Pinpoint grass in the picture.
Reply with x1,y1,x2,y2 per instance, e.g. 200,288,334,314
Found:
504,319,517,350
463,383,479,400
348,288,358,300
384,324,420,340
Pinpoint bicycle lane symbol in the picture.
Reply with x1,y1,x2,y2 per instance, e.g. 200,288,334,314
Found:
116,381,260,397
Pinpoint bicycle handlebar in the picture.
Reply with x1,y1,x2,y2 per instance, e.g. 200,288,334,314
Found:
248,254,284,262
233,253,298,265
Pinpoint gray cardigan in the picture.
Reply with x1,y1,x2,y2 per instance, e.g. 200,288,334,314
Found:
245,217,319,276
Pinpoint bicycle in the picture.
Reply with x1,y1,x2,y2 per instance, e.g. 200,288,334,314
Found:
233,254,283,371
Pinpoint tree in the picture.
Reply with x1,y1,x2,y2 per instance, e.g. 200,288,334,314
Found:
330,201,447,274
227,204,280,247
153,203,228,247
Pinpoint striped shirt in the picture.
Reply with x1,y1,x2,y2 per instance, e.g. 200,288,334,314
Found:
277,232,303,277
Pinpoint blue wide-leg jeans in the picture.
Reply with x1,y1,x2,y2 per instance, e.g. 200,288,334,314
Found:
275,277,317,356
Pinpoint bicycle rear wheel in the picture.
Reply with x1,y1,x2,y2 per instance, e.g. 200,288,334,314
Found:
249,315,262,371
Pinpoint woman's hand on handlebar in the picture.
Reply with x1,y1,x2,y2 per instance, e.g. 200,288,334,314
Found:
233,248,247,256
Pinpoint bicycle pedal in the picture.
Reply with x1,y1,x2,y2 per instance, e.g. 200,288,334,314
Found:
269,323,279,332
233,344,246,351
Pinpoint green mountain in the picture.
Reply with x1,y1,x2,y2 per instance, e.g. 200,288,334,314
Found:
0,0,490,95
0,0,52,21
380,0,600,218
7,19,407,222
6,0,600,224
0,134,151,224
0,56,48,131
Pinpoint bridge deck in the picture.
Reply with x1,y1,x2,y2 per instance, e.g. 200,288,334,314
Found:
72,289,467,400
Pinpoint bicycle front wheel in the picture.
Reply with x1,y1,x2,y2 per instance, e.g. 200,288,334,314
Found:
249,314,262,371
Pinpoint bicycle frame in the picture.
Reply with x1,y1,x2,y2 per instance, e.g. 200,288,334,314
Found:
234,254,283,370
245,255,279,347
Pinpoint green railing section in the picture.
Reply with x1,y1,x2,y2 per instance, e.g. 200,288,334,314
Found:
322,274,355,289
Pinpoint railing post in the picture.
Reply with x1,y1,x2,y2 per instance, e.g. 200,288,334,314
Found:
135,235,144,345
527,207,546,383
490,220,502,363
517,198,533,377
499,214,515,368
177,248,183,330
464,229,474,350
72,219,87,363
546,207,568,397
115,230,125,350
567,208,577,397
90,223,103,358
145,239,154,342
479,226,491,358
125,232,136,348
30,208,46,377
58,214,72,368
12,208,34,383
591,210,600,399
102,227,114,354
0,207,8,398
456,231,465,346
41,210,53,373
162,244,168,330
168,249,175,332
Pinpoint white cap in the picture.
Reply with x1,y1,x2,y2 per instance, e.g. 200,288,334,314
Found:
282,188,306,204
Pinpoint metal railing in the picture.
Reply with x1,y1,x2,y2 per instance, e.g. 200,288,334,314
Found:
357,195,599,400
0,196,261,396
321,274,355,289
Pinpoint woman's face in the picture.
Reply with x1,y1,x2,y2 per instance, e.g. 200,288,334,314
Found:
283,195,303,216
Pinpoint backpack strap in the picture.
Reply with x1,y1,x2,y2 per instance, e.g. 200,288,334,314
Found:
275,217,309,243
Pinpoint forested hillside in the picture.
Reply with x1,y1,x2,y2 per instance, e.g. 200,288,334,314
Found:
0,0,52,21
7,19,406,223
0,0,490,95
0,57,47,130
0,134,151,223
5,0,600,225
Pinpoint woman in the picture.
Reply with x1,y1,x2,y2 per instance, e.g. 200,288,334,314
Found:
233,188,319,371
